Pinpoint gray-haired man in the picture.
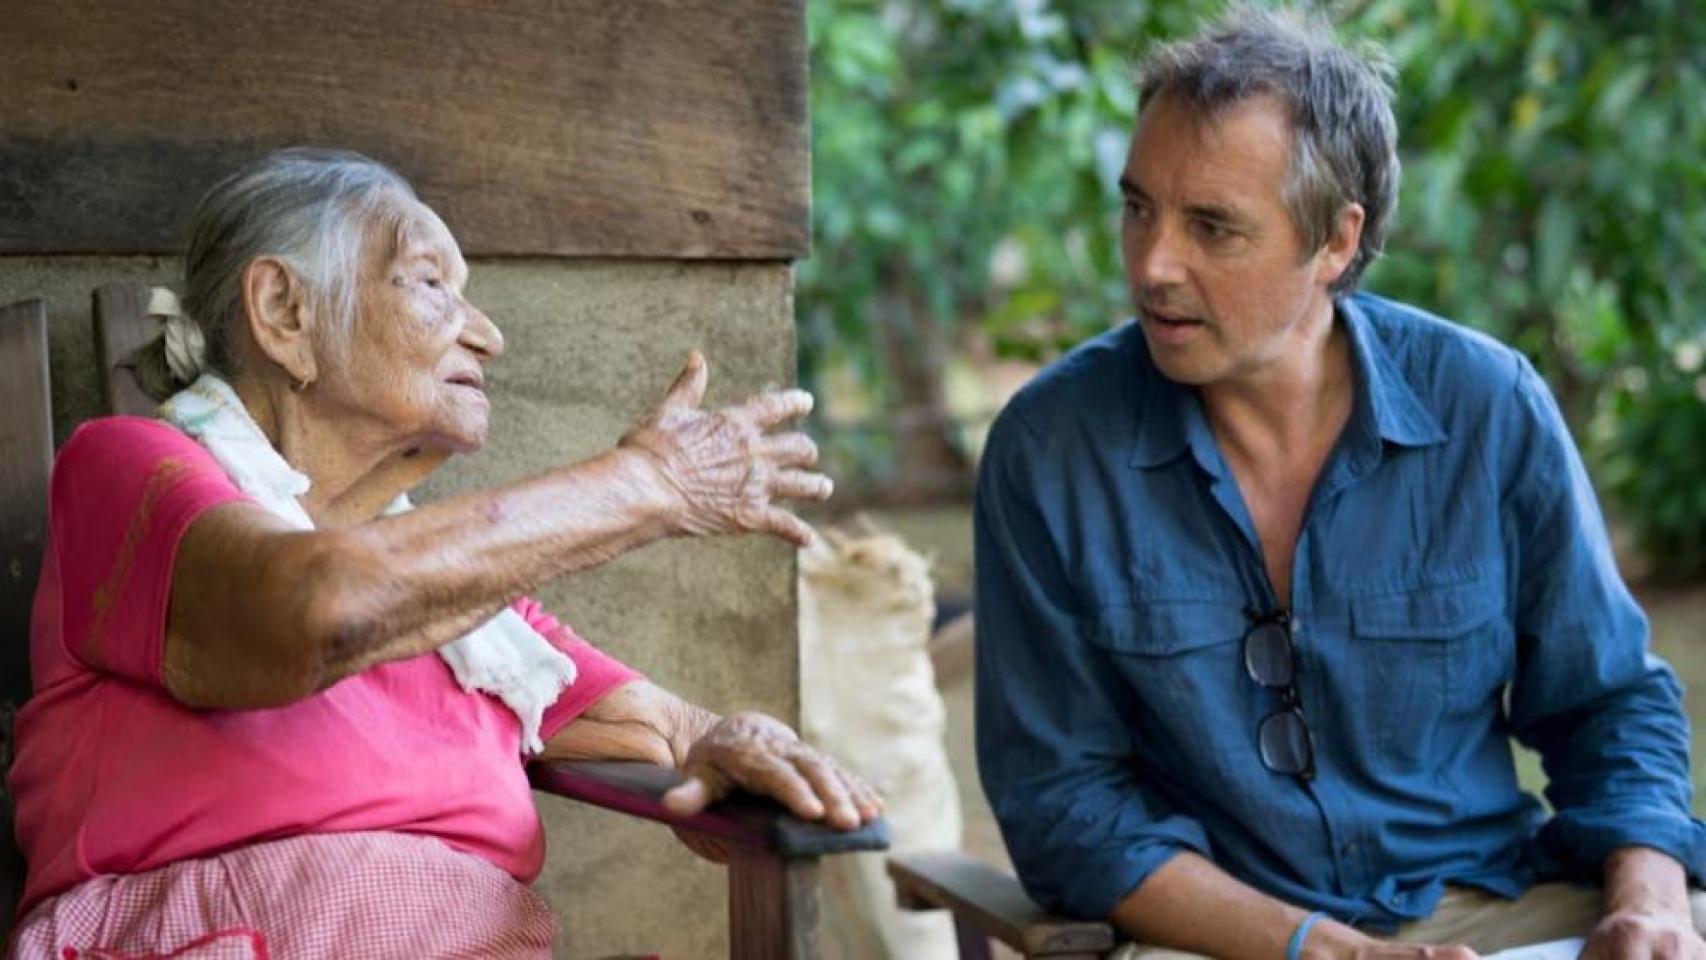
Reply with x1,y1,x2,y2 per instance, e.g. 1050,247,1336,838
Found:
974,7,1706,958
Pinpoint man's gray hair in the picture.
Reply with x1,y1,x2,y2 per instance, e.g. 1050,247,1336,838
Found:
136,147,419,399
1139,5,1399,294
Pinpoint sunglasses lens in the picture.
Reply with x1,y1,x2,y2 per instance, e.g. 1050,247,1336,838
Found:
1258,708,1313,776
1243,621,1294,687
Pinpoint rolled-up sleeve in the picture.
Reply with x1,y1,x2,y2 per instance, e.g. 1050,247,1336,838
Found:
974,409,1211,920
1501,358,1706,881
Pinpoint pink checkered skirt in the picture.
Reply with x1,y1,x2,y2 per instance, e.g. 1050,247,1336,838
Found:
7,831,557,959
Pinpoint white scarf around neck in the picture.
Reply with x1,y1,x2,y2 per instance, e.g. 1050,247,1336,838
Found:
159,373,576,754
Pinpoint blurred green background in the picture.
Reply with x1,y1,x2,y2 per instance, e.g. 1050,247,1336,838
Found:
796,0,1706,805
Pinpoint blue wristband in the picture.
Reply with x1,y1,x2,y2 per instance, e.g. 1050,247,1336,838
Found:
1286,911,1327,960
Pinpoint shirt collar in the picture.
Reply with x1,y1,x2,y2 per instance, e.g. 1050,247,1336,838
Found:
1127,346,1225,475
1340,295,1447,450
1127,297,1446,472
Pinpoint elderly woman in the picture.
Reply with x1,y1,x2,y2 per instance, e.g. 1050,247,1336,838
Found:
6,148,878,958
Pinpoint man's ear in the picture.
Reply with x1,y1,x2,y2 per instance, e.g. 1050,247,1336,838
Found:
1314,202,1366,289
242,256,317,385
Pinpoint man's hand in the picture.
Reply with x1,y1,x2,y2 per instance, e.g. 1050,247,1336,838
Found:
1586,847,1706,960
1582,909,1706,960
661,711,882,830
1307,917,1479,960
1340,945,1478,960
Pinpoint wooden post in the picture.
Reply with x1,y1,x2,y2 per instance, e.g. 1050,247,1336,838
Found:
727,850,820,960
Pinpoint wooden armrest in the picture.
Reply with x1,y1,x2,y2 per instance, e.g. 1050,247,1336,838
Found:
887,851,1118,956
529,760,889,859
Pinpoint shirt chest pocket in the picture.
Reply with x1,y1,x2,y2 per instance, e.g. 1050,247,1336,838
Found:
1351,576,1505,642
1087,600,1250,720
1348,575,1510,764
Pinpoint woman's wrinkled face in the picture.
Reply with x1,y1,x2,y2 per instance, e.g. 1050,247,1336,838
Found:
319,201,503,456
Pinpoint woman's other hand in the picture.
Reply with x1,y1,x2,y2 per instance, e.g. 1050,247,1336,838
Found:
620,350,832,548
661,712,883,831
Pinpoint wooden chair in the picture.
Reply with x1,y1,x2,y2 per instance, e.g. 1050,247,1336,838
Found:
0,288,889,959
888,851,1121,959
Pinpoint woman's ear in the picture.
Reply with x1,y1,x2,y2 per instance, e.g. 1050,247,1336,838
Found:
242,256,317,385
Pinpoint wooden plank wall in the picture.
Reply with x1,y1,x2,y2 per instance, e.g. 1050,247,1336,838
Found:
0,1,807,259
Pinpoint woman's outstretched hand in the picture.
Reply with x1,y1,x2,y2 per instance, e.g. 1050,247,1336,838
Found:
620,350,832,548
661,712,883,832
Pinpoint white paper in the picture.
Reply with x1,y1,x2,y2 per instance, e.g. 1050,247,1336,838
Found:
1483,937,1584,960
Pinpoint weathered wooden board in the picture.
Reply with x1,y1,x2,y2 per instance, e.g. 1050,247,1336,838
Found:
0,299,52,711
0,1,808,258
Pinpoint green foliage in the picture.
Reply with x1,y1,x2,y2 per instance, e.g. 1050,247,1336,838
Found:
801,0,1164,385
803,0,1706,568
1354,0,1704,372
1344,0,1706,572
802,0,1182,491
1594,359,1706,579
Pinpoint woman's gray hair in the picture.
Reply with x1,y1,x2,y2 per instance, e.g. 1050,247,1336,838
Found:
1139,5,1399,295
134,147,420,400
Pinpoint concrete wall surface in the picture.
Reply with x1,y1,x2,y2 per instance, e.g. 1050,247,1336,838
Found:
1,256,801,958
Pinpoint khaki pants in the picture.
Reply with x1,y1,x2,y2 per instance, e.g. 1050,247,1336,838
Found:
1113,883,1706,958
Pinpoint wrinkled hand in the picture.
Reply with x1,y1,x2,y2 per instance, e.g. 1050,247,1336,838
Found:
621,350,832,548
661,712,882,831
1581,909,1706,960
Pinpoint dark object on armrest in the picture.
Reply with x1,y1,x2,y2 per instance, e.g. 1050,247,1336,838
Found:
888,850,1119,958
529,760,889,857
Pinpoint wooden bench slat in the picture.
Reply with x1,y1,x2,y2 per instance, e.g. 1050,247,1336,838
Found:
93,282,162,418
0,299,52,707
0,297,52,946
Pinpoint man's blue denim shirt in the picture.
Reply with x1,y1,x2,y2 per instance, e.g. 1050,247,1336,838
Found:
974,292,1706,927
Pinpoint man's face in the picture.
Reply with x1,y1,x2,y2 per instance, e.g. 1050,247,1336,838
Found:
1120,93,1341,387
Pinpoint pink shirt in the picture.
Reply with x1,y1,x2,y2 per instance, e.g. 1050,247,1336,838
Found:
9,417,642,916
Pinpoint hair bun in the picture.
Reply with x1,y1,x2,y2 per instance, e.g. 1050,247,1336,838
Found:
149,287,207,385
